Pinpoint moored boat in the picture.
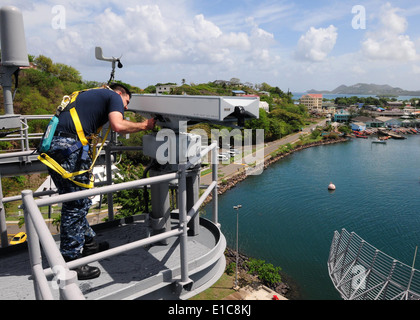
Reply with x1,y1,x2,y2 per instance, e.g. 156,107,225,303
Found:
372,138,386,144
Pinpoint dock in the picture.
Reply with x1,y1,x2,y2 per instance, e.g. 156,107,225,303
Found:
378,128,406,139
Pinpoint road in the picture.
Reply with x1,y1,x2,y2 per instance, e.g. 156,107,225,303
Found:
201,118,327,185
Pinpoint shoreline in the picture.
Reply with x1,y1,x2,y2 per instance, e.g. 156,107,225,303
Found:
203,136,348,206
224,247,302,300
203,135,349,299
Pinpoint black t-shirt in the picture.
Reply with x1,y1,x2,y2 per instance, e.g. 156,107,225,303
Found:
56,88,124,137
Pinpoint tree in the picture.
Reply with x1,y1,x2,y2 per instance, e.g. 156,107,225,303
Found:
54,63,82,83
143,85,156,93
112,161,148,217
257,82,272,92
34,55,58,74
245,109,270,141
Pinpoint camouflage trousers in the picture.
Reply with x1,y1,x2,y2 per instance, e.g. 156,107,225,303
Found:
48,136,95,260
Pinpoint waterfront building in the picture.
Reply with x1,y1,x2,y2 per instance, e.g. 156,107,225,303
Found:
376,116,402,128
322,101,337,117
300,94,323,114
334,110,351,123
352,116,382,128
350,122,366,131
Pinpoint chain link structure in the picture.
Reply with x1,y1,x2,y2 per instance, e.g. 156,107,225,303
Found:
328,229,420,300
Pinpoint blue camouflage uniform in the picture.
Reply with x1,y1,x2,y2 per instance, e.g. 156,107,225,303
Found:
47,88,125,261
48,135,95,260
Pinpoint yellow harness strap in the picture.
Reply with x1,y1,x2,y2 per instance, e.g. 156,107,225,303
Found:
38,126,111,189
38,153,94,189
70,108,89,146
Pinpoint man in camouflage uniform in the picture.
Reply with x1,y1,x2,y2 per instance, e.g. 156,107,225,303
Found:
48,83,155,280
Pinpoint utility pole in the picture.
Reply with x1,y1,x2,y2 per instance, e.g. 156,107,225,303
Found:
233,204,242,289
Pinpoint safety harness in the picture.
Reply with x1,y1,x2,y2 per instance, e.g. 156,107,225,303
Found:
38,86,112,189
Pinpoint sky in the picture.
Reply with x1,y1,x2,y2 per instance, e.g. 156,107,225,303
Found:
4,0,420,92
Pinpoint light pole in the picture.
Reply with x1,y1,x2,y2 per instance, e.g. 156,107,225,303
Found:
233,204,242,289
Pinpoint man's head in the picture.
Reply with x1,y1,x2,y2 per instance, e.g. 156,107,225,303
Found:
110,83,131,109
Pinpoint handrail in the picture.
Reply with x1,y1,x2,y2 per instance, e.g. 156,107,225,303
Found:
22,142,218,300
0,115,52,151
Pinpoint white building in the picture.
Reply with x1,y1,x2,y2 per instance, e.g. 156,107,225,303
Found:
260,101,269,112
156,85,178,94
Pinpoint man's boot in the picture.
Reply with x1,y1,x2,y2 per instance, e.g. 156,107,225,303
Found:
82,239,110,257
64,256,101,280
72,264,101,280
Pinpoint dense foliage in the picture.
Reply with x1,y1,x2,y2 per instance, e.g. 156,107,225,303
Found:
245,258,282,287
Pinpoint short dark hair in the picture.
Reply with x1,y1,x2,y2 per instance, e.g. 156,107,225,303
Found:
110,83,132,98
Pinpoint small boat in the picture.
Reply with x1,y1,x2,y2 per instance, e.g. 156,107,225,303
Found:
354,133,368,139
380,136,391,141
372,139,386,144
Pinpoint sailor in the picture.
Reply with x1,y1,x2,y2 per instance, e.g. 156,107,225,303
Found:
48,83,155,280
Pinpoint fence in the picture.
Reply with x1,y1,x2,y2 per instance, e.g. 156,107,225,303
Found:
328,229,420,300
21,141,219,300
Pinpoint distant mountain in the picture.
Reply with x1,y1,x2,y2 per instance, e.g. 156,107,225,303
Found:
307,83,420,96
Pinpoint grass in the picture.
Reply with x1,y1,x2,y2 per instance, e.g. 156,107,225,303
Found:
189,273,236,300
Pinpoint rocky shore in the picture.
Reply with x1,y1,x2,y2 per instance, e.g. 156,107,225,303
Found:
224,247,295,299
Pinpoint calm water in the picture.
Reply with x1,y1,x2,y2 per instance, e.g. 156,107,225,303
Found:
292,93,420,100
203,135,420,300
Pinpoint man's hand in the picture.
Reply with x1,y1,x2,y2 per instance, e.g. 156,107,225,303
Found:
145,117,156,131
109,112,156,134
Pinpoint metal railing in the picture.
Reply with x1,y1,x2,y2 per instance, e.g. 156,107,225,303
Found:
21,142,219,300
0,114,50,152
328,229,420,300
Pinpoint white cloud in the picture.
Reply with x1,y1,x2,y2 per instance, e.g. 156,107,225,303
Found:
412,65,420,75
37,3,278,72
361,3,418,61
10,0,420,91
294,25,338,62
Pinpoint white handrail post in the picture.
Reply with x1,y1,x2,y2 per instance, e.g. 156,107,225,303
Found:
178,164,193,291
23,190,47,299
211,141,219,226
22,190,85,300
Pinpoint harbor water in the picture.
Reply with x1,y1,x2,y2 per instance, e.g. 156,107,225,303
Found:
203,134,420,300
